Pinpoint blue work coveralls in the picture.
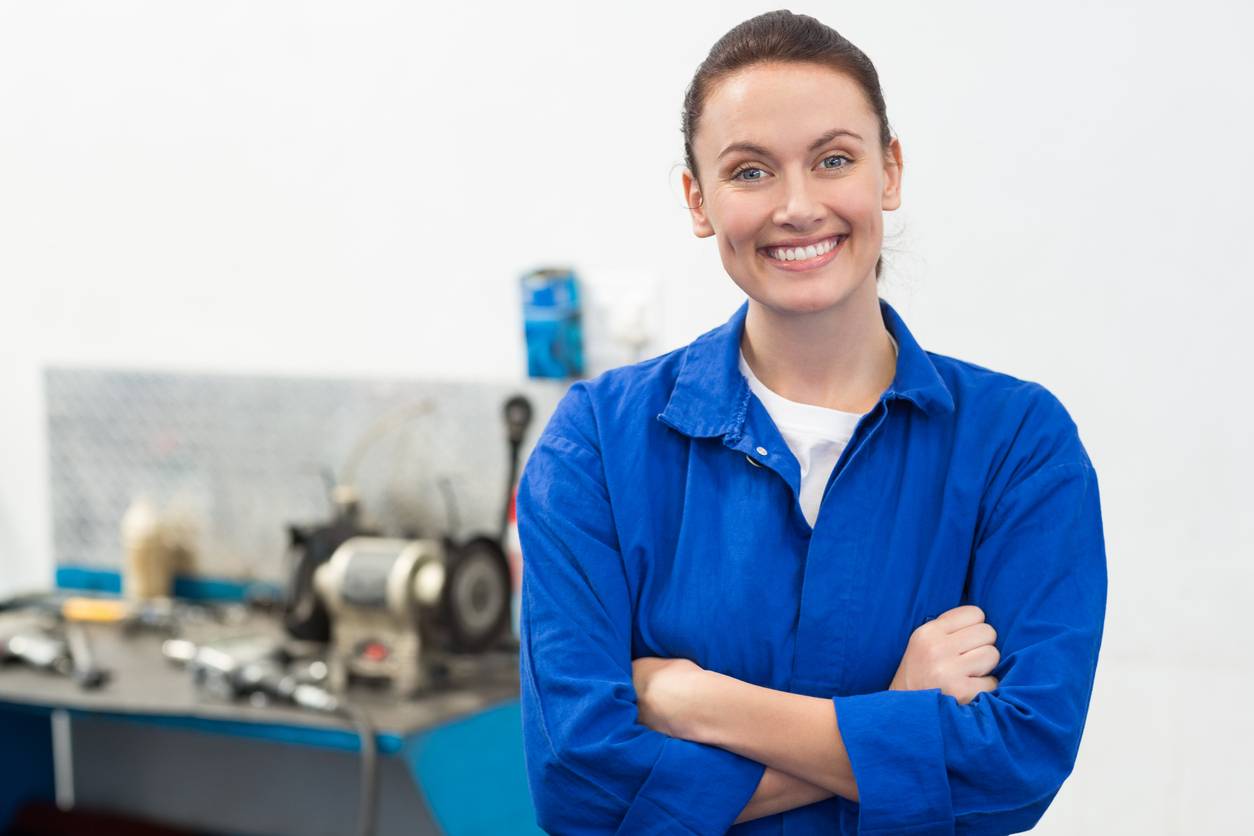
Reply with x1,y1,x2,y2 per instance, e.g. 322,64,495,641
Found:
516,297,1107,835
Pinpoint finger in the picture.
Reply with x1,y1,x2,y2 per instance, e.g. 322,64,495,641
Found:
934,604,985,633
957,644,1000,677
948,622,997,654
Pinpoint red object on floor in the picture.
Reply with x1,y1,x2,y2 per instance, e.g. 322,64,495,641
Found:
7,801,205,835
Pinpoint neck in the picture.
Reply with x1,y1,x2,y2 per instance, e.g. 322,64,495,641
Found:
740,279,896,413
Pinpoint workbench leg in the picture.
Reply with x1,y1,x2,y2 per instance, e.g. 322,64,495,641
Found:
50,709,74,811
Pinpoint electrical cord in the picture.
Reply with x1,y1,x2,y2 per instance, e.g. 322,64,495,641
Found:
500,395,533,541
437,476,460,537
335,701,379,836
164,638,381,836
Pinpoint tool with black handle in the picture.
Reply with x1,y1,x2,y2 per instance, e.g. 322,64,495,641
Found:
65,622,109,689
0,617,110,691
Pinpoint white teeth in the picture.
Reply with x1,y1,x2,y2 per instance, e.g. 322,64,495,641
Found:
767,236,843,262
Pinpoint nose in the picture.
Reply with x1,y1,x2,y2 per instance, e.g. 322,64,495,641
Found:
771,172,825,230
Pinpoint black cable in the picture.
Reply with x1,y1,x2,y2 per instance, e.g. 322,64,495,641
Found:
501,438,522,542
437,476,461,538
336,702,379,836
500,395,533,541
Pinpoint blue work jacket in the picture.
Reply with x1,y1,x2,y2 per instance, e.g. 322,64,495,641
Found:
517,297,1107,835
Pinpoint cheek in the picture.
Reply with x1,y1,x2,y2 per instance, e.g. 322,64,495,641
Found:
844,179,887,230
716,239,754,285
709,195,767,250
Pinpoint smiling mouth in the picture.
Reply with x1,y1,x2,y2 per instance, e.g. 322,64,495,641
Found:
760,235,847,269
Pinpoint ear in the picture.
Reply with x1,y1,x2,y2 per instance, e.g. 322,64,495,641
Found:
881,137,903,211
682,169,715,238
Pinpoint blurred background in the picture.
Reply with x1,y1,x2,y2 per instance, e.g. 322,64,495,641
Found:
1,1,1251,834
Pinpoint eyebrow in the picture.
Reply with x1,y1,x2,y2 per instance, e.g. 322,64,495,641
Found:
717,128,864,161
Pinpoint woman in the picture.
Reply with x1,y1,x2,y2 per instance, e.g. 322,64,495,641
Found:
517,11,1106,834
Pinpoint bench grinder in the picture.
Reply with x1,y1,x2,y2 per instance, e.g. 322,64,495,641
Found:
314,534,511,695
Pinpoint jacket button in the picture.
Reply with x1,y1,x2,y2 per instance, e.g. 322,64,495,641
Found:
755,446,768,456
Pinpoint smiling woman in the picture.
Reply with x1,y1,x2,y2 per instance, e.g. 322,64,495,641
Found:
685,65,894,317
517,10,1106,835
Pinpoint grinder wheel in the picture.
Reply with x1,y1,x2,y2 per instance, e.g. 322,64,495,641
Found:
443,535,511,653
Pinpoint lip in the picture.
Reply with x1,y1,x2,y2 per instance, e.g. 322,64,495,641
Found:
759,234,847,272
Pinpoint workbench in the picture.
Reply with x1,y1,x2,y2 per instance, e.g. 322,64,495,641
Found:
0,612,541,835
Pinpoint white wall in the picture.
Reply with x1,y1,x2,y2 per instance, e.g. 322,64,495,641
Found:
2,1,1251,831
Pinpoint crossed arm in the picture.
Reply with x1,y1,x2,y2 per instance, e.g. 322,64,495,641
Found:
521,390,1106,831
631,657,853,822
630,603,1003,823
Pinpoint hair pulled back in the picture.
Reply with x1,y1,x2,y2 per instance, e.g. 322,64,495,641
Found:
681,10,896,279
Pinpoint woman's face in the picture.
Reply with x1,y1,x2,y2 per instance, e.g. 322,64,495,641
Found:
684,62,902,316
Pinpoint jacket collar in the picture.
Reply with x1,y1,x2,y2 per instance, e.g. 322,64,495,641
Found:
657,297,955,439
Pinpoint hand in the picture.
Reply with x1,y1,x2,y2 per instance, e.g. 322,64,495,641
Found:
890,605,1000,705
631,656,706,739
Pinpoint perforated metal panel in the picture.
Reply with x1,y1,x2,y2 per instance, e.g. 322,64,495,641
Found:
46,368,565,583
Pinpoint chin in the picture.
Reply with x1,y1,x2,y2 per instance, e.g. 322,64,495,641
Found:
729,255,876,316
757,282,857,317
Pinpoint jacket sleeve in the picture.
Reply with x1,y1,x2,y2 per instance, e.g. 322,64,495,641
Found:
832,396,1108,835
517,382,766,834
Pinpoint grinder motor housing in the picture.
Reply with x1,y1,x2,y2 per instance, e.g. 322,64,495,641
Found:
314,534,510,695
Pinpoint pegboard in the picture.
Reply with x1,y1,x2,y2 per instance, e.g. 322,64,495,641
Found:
45,368,567,584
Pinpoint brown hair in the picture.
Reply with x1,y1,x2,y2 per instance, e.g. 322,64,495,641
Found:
681,10,896,279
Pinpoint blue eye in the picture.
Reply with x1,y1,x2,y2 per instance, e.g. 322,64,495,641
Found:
820,154,852,170
731,166,765,182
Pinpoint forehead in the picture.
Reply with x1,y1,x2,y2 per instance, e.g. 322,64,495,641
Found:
695,62,876,156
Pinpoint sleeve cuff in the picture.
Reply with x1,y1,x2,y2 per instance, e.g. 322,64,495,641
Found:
617,736,766,835
834,688,954,835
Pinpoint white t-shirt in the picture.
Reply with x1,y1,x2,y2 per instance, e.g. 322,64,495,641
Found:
738,332,899,529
